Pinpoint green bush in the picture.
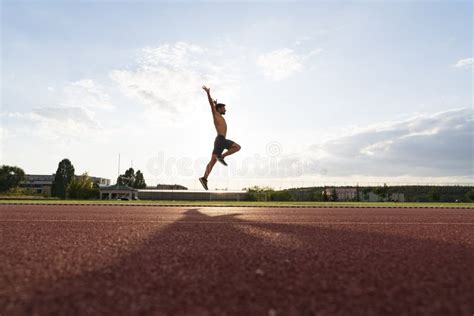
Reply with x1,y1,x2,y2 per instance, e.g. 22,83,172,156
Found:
67,173,99,199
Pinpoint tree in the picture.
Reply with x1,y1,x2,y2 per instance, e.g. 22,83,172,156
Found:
362,187,372,201
244,185,273,201
331,188,338,201
383,183,389,200
0,165,26,192
270,190,293,201
134,170,147,189
311,188,324,201
373,183,389,201
429,186,440,202
355,184,361,202
68,172,99,199
244,185,273,192
465,188,474,202
117,168,135,186
51,159,75,198
322,187,329,201
117,168,147,189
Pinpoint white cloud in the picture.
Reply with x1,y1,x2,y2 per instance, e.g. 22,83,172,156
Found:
0,127,7,142
359,140,394,157
257,48,321,81
1,77,113,144
109,41,240,119
1,107,103,142
2,42,246,145
298,108,474,178
453,57,474,69
33,106,102,130
293,35,312,46
61,79,114,110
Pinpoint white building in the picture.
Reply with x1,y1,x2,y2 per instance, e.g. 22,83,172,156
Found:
324,187,358,201
99,184,138,200
366,191,405,202
324,187,405,202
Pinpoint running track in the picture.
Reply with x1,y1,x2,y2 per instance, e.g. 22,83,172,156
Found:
1,205,473,315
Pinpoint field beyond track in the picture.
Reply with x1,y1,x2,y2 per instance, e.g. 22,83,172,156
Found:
1,204,473,315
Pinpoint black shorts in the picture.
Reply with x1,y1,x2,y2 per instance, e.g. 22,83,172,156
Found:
213,135,235,156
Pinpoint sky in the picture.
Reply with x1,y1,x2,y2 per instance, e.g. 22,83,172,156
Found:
1,0,473,190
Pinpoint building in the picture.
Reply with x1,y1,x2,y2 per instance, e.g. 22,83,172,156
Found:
365,191,405,202
19,175,54,196
388,192,405,202
99,184,138,200
91,176,111,187
324,187,358,201
366,192,382,202
324,187,405,202
20,174,111,196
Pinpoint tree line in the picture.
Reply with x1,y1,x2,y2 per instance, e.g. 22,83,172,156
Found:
245,185,474,202
0,158,147,199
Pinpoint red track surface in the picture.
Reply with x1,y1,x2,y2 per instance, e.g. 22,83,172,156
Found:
1,205,473,315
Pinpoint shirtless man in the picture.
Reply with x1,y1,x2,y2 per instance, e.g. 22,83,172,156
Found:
199,85,241,190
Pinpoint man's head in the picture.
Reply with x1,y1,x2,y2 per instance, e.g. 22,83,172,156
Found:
215,103,226,115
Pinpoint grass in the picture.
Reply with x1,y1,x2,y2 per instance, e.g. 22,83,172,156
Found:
0,199,472,208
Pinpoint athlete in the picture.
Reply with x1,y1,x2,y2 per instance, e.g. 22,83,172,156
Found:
199,85,241,190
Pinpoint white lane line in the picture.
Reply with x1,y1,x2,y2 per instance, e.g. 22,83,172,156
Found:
0,203,473,209
1,219,473,225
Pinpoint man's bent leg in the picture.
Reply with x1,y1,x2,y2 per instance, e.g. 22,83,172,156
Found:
221,143,241,158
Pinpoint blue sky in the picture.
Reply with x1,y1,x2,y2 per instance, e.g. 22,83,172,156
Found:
1,1,472,190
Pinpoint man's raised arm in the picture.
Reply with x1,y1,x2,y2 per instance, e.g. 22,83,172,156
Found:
202,85,217,113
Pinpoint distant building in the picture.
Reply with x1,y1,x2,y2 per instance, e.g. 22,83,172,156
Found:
91,176,111,187
365,191,405,202
389,192,405,202
366,192,382,202
20,174,111,196
99,184,138,200
324,187,357,201
19,175,54,196
324,187,405,202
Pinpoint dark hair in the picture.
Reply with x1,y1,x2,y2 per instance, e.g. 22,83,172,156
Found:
215,103,226,110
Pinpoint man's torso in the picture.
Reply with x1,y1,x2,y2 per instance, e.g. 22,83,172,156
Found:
213,113,227,137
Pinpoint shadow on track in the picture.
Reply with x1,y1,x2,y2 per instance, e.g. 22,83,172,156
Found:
5,208,473,315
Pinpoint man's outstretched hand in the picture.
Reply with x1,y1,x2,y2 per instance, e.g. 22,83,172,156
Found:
203,85,217,108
